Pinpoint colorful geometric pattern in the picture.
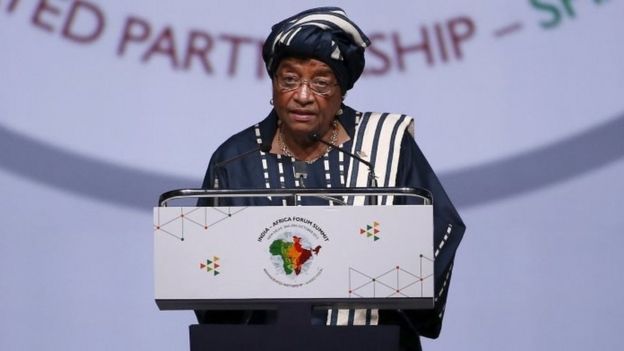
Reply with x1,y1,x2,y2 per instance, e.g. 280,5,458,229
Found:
199,256,220,276
348,255,434,298
154,207,248,241
359,221,381,241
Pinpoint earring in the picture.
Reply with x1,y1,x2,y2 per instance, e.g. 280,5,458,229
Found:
270,99,274,105
336,108,343,116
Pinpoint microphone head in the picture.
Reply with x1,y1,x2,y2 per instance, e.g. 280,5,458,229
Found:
308,132,321,143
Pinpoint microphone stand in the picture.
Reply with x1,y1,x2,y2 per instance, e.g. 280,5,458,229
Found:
293,161,307,206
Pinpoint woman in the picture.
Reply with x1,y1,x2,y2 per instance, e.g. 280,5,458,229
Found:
198,7,465,351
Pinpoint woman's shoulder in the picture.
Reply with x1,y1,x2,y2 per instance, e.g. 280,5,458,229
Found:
211,111,277,161
349,109,414,136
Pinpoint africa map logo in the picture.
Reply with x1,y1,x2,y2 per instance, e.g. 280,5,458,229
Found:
360,221,381,241
199,256,220,276
269,235,321,275
259,216,327,288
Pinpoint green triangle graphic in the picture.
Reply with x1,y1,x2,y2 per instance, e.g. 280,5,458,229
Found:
214,271,220,276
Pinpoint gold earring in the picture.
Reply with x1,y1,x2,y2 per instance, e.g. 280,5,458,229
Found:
336,108,343,116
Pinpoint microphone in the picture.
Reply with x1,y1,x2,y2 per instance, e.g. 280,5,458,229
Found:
291,160,307,206
309,132,378,205
293,160,308,187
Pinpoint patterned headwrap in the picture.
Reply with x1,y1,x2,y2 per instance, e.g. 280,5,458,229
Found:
262,7,371,93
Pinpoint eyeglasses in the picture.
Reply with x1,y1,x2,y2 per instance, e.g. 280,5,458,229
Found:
275,75,338,96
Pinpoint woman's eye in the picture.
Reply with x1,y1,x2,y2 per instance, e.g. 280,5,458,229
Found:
313,80,330,88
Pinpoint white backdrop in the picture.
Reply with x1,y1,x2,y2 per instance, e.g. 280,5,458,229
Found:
2,1,624,350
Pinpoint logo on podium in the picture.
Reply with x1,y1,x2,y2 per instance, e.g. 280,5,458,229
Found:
258,216,329,288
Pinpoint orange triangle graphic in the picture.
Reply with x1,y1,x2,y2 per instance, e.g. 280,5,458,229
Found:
200,263,206,269
214,263,220,269
374,221,380,226
374,228,380,234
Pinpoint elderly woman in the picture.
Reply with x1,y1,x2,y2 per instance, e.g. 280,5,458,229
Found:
197,7,465,351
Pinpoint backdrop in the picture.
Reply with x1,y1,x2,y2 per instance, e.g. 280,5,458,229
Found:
2,1,624,350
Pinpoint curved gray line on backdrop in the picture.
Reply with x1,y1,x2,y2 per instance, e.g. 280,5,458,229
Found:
0,124,196,210
1,112,623,211
443,112,624,207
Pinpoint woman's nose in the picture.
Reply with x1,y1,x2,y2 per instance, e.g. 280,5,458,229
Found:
293,81,313,103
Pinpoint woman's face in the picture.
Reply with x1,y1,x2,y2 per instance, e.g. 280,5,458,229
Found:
272,57,342,141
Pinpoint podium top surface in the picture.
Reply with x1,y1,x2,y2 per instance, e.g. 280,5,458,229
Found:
158,187,432,207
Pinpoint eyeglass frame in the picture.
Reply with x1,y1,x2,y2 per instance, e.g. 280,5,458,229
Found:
274,74,340,97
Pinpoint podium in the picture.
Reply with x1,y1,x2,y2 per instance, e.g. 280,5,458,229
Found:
155,187,433,351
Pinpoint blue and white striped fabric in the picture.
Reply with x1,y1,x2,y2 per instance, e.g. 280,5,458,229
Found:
347,112,415,205
328,111,414,326
327,308,379,326
266,7,370,59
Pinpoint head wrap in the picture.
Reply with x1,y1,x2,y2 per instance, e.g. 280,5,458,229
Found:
262,7,371,93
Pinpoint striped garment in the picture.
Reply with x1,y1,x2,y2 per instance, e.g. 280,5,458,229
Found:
327,111,413,326
347,112,414,205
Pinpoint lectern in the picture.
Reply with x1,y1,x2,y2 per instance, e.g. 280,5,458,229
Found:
155,187,433,351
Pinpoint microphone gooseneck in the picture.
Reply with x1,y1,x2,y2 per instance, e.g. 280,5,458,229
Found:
212,142,271,205
214,143,271,169
309,132,369,166
309,132,378,205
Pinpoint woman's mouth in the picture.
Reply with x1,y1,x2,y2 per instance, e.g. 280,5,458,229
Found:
289,110,316,122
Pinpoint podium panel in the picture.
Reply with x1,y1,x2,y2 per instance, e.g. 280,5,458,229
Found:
189,324,400,351
154,205,433,310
